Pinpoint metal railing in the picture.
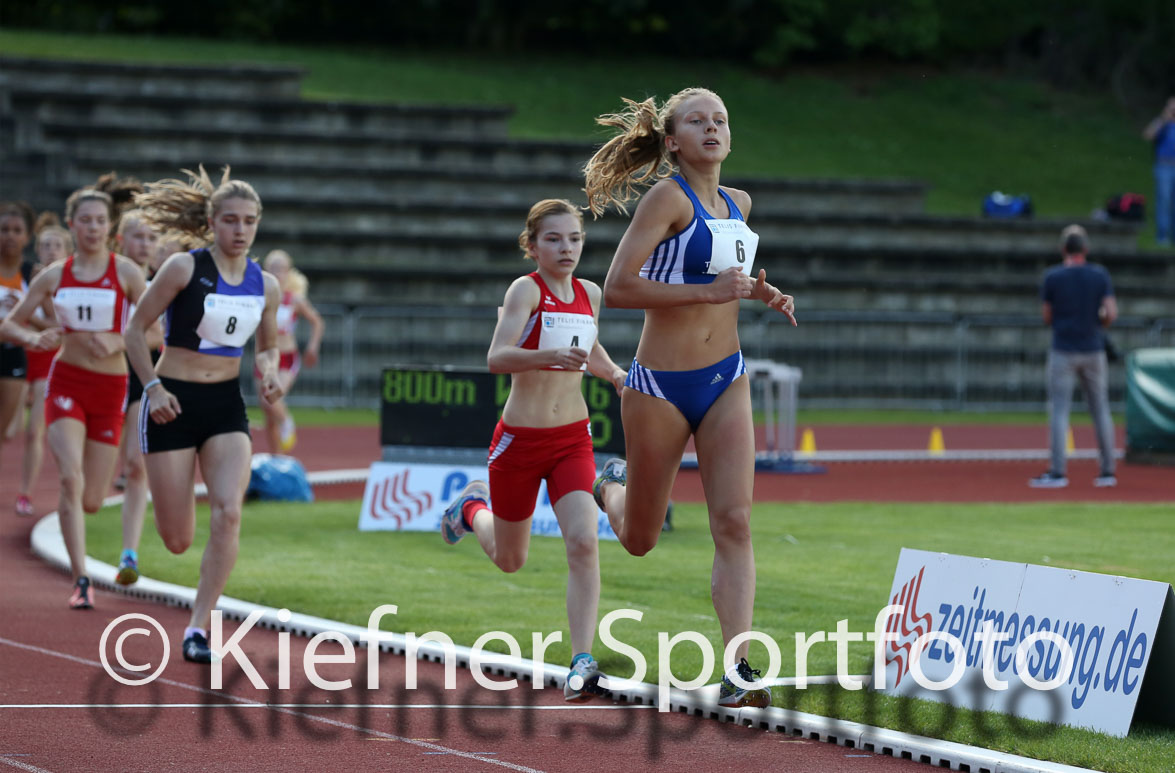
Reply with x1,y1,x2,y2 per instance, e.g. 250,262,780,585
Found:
240,304,1175,412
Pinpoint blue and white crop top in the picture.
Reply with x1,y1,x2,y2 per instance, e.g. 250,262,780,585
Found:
639,175,759,285
165,248,265,357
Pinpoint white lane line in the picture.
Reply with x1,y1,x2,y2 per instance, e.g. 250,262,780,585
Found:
0,637,544,773
0,704,652,711
0,756,55,773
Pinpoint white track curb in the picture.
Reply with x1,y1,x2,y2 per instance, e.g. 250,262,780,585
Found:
28,469,1097,773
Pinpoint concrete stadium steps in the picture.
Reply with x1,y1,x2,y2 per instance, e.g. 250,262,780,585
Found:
6,87,514,139
774,244,1175,284
238,215,1143,271
32,119,598,174
0,55,305,100
60,154,929,214
780,275,1170,316
250,201,1138,252
291,255,1170,316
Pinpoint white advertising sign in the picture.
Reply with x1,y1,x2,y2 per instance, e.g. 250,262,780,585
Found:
358,462,617,540
879,548,1172,737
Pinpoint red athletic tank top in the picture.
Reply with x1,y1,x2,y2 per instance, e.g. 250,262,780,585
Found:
53,254,129,334
515,272,597,371
275,290,298,336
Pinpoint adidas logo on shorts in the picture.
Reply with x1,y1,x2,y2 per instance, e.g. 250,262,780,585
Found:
710,373,724,385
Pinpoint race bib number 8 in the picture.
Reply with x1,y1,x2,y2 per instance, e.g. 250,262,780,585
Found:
704,219,759,276
538,312,597,370
54,287,117,331
197,293,263,348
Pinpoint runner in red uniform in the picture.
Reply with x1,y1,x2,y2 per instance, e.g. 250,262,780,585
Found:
440,199,627,702
255,249,324,453
14,218,70,517
1,189,146,610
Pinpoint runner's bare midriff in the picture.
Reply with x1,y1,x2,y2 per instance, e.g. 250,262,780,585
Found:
501,368,590,428
635,301,741,371
155,346,244,383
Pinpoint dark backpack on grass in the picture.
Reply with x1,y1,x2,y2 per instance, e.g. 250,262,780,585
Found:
1104,193,1145,221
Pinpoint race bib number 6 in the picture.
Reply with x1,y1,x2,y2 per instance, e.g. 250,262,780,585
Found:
705,219,759,276
197,293,263,348
538,312,597,370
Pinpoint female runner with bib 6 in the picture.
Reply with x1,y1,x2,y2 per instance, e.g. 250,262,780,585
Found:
127,166,283,663
583,88,796,709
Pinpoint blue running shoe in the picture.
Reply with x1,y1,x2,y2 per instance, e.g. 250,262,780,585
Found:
441,479,489,545
717,658,772,709
564,657,607,702
592,458,626,511
116,550,139,586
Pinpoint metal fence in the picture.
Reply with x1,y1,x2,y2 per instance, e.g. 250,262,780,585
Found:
240,304,1175,413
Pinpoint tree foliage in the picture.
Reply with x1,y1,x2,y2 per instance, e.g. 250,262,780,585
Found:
4,0,1172,97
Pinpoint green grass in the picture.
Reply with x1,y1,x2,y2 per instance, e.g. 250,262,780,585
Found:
84,499,1174,771
245,406,377,427
264,404,1088,428
0,28,1165,245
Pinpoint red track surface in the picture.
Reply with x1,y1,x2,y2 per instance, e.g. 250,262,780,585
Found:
2,422,1166,771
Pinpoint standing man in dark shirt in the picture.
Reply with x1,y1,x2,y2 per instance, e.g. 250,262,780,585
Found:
1031,225,1118,489
1143,97,1175,246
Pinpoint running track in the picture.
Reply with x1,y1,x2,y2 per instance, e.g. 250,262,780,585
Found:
3,423,1164,772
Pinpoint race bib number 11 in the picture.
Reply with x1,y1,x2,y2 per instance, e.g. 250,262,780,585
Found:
54,287,117,332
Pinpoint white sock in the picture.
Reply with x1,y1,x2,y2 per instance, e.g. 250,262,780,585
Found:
184,626,207,641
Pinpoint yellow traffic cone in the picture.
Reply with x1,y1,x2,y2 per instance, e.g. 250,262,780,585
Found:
799,428,816,455
1067,428,1075,454
928,427,945,455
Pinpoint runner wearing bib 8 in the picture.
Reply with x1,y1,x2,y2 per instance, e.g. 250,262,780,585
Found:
126,165,282,665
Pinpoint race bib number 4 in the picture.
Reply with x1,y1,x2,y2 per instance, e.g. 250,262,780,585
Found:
54,287,117,331
197,293,263,348
704,219,759,276
538,312,597,370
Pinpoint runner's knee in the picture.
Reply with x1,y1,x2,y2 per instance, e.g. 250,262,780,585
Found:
495,549,528,574
711,505,752,548
562,531,598,567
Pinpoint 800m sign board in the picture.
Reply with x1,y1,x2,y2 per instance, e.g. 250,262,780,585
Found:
379,366,625,455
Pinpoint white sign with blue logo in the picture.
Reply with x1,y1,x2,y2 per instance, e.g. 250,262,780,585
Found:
358,462,617,540
879,548,1174,737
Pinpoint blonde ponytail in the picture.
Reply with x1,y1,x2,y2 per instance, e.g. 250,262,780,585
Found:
582,87,724,218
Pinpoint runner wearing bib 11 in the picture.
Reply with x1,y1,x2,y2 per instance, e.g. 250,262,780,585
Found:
583,88,797,709
440,199,628,702
0,189,148,611
127,165,283,664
